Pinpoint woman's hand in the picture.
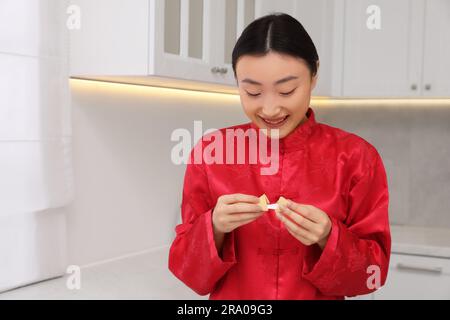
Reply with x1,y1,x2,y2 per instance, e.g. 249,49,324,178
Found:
276,200,332,250
212,193,265,234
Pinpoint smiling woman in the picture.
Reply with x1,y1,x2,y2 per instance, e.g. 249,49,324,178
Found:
232,14,319,139
236,53,314,135
169,12,391,300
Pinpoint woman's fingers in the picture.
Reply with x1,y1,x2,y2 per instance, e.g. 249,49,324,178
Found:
228,211,264,223
220,193,260,205
284,224,315,245
212,193,264,233
287,201,322,224
225,202,263,214
233,214,264,228
278,204,317,232
276,210,319,243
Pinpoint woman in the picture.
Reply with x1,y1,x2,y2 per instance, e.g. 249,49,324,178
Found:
168,13,391,300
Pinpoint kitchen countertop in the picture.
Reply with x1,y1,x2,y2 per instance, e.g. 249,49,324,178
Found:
391,225,450,259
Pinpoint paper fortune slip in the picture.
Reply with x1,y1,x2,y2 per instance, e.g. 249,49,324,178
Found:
259,194,288,211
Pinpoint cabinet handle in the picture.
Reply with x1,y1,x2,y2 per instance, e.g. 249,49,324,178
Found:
219,67,228,74
211,67,221,74
410,84,417,91
425,84,431,90
397,263,443,274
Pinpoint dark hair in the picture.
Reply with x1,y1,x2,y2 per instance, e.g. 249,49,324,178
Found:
232,12,319,79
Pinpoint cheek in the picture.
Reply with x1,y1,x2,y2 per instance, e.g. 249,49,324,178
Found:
293,85,312,99
283,96,307,113
287,88,312,108
240,97,259,116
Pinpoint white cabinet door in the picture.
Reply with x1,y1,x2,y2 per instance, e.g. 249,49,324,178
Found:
292,0,345,97
69,0,150,76
70,0,219,83
342,0,424,97
210,0,257,85
255,0,296,17
69,0,449,96
222,0,326,88
374,253,450,299
421,0,450,97
150,0,218,83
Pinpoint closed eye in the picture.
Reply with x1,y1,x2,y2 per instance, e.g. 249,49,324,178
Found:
280,88,297,96
245,91,260,97
245,87,297,97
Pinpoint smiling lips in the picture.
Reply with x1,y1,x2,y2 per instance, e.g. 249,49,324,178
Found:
260,115,289,127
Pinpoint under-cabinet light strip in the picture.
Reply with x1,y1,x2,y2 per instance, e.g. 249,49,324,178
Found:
70,78,450,106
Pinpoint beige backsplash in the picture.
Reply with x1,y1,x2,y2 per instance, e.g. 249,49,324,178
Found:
311,102,450,228
68,79,450,266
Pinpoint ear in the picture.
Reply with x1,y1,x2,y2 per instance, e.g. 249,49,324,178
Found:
310,60,320,91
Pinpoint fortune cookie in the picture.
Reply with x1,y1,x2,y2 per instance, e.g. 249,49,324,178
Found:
276,196,288,207
258,194,270,211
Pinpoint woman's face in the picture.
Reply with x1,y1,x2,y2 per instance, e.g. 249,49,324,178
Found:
235,51,318,139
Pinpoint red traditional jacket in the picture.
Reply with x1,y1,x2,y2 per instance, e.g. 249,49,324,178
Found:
168,107,391,300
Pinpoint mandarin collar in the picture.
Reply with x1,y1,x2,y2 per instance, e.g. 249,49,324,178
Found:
249,107,317,152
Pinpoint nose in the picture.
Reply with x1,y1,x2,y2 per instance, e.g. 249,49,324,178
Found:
260,92,285,117
261,104,283,119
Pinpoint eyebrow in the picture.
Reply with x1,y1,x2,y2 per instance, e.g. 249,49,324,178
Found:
240,75,299,86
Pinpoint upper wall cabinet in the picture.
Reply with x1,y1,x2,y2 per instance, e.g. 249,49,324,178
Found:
253,0,345,98
341,0,450,98
69,0,256,93
69,0,149,76
69,0,449,97
421,0,450,97
342,0,422,97
256,0,345,97
253,0,450,98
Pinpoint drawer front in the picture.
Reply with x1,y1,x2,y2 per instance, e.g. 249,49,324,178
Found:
374,253,450,299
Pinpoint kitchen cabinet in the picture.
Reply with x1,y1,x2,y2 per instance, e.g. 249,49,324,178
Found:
341,0,450,97
69,0,149,77
373,253,450,299
341,0,422,97
265,0,450,98
68,0,345,95
421,0,450,97
70,0,334,93
214,0,256,85
69,0,256,93
69,0,449,97
70,0,219,81
253,0,344,98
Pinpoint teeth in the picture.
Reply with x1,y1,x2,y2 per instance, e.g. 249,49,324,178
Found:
263,116,287,124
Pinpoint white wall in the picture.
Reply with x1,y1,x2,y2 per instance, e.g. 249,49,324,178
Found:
0,0,71,292
65,84,450,269
66,80,248,266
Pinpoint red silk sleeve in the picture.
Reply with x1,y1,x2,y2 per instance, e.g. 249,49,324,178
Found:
302,150,391,297
168,140,237,295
